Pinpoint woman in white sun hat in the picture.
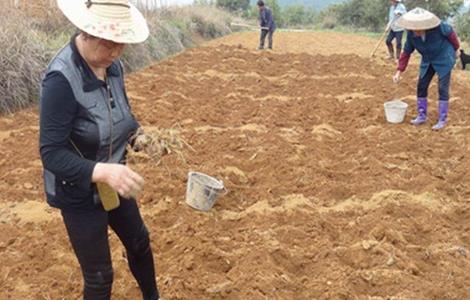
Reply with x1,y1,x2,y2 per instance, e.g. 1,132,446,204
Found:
39,1,161,299
392,7,460,130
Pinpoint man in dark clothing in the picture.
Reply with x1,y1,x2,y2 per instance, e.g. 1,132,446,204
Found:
257,0,276,50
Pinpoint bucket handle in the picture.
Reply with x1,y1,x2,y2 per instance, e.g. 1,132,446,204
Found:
221,186,229,196
205,184,228,198
215,178,228,196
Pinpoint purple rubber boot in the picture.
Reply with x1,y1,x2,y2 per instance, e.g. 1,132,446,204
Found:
411,97,427,125
432,101,449,130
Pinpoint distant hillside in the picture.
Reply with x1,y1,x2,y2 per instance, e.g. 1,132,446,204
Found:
251,0,347,10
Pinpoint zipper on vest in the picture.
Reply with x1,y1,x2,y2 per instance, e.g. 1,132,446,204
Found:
105,78,114,160
106,80,116,109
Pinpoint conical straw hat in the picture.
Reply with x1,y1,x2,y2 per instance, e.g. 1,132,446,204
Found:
395,7,441,31
57,0,149,44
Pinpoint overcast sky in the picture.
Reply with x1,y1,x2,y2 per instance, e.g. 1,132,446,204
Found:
162,0,193,5
132,0,194,7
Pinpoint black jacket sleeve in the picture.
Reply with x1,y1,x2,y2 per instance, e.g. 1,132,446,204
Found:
39,71,97,189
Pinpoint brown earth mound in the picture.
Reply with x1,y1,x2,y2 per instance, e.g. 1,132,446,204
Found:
1,32,469,300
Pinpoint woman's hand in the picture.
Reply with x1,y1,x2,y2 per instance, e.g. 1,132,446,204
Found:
393,71,401,84
92,163,144,199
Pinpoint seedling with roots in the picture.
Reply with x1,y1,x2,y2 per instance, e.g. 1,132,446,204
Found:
127,125,192,165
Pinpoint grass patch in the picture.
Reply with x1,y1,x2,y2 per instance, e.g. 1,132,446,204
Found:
0,3,233,114
0,10,51,114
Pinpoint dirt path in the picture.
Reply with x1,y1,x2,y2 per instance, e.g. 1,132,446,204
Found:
1,31,469,300
207,31,379,56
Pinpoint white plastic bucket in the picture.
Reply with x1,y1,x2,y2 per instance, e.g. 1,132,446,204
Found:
185,172,226,212
384,100,408,123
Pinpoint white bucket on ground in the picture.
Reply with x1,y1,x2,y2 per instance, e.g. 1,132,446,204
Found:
384,100,408,123
185,171,226,212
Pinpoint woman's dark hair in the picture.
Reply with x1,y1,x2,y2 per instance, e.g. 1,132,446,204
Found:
257,0,264,7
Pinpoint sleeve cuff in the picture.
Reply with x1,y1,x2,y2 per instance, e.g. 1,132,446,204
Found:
448,31,460,50
78,160,98,190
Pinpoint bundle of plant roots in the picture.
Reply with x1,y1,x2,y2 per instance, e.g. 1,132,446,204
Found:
127,126,189,165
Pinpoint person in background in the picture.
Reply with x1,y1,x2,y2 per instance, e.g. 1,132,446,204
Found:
393,7,460,130
386,0,407,60
39,0,161,299
257,0,276,50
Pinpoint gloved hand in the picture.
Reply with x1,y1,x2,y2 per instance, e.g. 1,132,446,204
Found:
130,127,151,152
131,129,169,159
133,132,151,152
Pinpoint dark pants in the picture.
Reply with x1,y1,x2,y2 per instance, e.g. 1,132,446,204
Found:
386,30,404,48
259,29,274,49
417,65,451,101
61,198,159,300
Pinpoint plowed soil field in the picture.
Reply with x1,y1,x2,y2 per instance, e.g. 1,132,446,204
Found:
1,31,470,300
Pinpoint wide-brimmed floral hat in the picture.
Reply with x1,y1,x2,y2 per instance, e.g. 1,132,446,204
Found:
395,7,441,31
57,0,149,44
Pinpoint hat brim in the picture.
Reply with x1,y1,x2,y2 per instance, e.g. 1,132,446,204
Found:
57,0,149,44
396,16,441,31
